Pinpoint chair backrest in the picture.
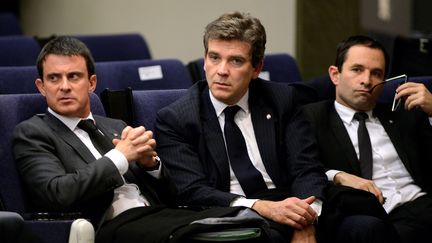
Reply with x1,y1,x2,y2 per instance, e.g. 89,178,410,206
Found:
0,36,40,66
95,59,193,95
389,35,432,77
0,93,105,214
186,53,302,83
75,33,151,62
0,13,22,36
0,66,39,94
378,75,432,103
131,89,187,132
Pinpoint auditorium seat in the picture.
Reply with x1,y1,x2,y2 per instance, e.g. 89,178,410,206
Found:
389,35,432,77
0,13,22,36
95,59,193,95
0,66,39,94
187,53,302,83
0,36,40,66
0,93,103,243
75,33,151,62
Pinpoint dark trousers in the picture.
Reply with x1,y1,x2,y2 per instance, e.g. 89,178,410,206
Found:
388,195,432,243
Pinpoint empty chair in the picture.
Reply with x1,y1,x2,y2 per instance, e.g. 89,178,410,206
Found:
132,89,187,131
95,59,193,95
0,66,39,94
0,36,40,66
389,35,432,77
187,53,302,83
0,93,103,243
75,33,151,62
0,13,22,36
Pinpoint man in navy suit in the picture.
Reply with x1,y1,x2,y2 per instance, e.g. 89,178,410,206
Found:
156,12,396,243
301,35,432,243
13,36,258,243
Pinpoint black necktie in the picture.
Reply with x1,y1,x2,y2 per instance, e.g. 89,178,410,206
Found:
77,119,114,155
223,105,267,197
353,112,373,179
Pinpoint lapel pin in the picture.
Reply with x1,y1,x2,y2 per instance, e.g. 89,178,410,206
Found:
113,133,119,137
389,120,393,124
266,114,271,120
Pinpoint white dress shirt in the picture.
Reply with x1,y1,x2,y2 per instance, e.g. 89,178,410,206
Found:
48,108,161,220
329,102,426,213
209,91,322,215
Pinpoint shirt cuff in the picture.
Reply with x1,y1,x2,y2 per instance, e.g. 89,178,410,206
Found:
105,149,128,175
145,162,162,179
326,169,342,181
230,197,258,208
311,199,322,216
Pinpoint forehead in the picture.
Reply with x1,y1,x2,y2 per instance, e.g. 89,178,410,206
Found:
343,45,385,69
207,39,252,57
43,54,87,74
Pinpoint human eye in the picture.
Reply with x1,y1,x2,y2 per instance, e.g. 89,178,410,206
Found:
68,72,83,82
45,74,58,83
208,53,220,63
231,57,245,66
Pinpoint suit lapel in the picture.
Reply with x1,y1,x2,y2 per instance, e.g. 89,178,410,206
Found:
374,106,412,173
44,112,96,163
201,88,231,184
328,105,362,174
250,98,279,182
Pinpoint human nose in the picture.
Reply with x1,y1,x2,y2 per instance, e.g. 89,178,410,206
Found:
360,72,372,87
59,77,71,91
216,61,229,76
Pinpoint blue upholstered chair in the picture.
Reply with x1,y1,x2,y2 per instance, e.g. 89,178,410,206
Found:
0,36,40,66
187,53,302,83
131,89,187,132
0,93,103,243
75,33,151,62
0,66,39,94
0,13,22,36
95,59,193,95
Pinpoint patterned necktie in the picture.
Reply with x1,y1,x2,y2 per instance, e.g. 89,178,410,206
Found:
353,112,373,179
77,119,114,155
224,105,267,196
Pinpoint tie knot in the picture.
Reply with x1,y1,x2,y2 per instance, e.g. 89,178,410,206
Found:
224,105,241,121
354,112,369,122
77,119,98,133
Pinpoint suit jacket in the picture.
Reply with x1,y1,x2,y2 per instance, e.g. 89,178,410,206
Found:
301,100,432,195
155,79,327,207
12,112,174,225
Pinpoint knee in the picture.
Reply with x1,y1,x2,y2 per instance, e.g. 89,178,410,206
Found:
335,215,397,243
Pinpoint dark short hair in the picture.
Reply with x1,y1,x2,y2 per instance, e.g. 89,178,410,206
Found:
36,36,95,79
334,35,389,77
203,11,266,68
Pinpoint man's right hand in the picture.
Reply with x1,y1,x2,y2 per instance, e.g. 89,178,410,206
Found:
251,196,317,230
334,171,385,204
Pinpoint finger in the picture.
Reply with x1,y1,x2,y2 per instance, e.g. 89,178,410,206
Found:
131,131,154,146
121,126,132,140
127,126,146,140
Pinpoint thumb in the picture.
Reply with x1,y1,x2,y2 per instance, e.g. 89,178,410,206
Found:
303,196,316,205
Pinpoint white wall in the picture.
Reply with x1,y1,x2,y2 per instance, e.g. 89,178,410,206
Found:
20,0,296,64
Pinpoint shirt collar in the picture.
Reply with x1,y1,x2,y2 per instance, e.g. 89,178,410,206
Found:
47,107,95,131
334,101,373,124
209,90,250,118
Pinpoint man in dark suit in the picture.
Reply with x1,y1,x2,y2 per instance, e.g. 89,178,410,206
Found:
301,35,432,243
12,36,260,243
156,12,393,243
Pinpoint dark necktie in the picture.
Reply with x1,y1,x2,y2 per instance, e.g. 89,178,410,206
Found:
223,105,267,197
77,119,114,155
353,112,373,179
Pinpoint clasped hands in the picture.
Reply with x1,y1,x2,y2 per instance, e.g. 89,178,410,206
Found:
112,126,158,169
